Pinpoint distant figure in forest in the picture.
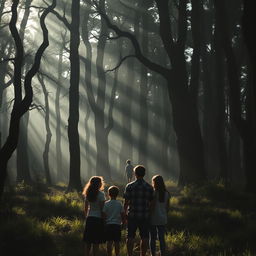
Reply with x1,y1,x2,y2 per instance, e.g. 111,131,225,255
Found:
149,175,170,256
103,185,125,256
123,165,154,256
125,159,134,183
82,176,106,256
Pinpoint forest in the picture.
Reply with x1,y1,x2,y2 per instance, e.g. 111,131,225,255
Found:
0,0,256,255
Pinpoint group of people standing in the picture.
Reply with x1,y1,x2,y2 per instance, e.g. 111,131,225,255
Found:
82,163,170,256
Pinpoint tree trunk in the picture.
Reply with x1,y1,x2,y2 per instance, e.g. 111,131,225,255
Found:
214,0,256,192
168,70,206,185
241,0,256,192
67,0,82,192
16,0,33,184
55,36,65,182
38,75,52,185
16,112,31,183
81,1,93,180
119,54,134,173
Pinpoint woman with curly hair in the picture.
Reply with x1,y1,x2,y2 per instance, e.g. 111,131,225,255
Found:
82,176,106,256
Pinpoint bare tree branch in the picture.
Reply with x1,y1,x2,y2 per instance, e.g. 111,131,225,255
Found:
105,54,136,73
50,9,71,30
92,0,170,78
0,58,15,63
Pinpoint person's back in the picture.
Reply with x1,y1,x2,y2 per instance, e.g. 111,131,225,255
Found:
124,178,153,219
150,190,169,226
103,186,125,256
124,165,154,256
104,199,124,225
82,176,106,256
149,175,170,256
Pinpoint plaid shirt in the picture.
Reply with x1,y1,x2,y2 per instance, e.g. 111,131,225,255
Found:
123,178,154,219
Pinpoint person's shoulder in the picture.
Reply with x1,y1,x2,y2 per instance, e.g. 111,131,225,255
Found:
126,180,136,187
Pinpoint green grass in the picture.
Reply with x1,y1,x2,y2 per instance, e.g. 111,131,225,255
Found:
0,181,255,256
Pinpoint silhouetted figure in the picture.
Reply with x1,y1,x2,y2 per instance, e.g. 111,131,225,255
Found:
150,175,170,256
82,176,106,256
103,186,126,256
125,159,134,183
123,165,154,256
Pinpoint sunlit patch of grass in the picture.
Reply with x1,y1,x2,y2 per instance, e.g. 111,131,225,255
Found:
14,181,34,194
169,209,183,218
39,220,56,233
167,230,186,251
216,208,242,219
170,196,179,205
165,179,177,188
47,216,84,234
12,206,26,215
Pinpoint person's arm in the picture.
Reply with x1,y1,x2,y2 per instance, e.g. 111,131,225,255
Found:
124,199,129,216
123,199,129,225
123,184,131,220
84,199,89,218
121,211,126,226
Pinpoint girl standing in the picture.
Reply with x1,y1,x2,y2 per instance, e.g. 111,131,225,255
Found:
150,175,170,256
82,176,106,256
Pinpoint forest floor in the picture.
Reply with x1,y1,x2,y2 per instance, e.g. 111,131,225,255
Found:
0,181,256,256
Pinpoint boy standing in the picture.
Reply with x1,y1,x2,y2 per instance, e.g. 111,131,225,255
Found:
103,186,125,256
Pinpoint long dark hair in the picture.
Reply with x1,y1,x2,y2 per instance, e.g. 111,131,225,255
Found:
82,176,104,202
152,175,167,202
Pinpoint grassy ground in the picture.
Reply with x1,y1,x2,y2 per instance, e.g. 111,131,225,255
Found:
0,181,255,256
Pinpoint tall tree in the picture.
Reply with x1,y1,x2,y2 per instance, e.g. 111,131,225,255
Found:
38,74,52,185
67,0,82,191
81,0,116,180
214,0,256,192
55,31,67,182
52,0,83,191
16,0,33,184
241,0,256,191
0,0,56,199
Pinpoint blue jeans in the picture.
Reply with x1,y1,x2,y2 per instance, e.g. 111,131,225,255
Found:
149,225,166,256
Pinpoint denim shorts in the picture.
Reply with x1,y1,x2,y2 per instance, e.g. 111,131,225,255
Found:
127,218,150,239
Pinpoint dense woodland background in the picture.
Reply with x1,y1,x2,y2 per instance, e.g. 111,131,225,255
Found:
1,1,256,255
0,0,255,195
